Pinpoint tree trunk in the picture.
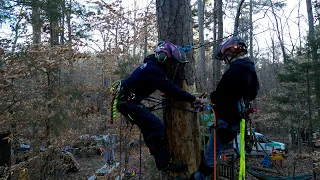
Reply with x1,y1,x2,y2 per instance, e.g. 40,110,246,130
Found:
249,0,253,61
197,0,206,91
67,0,72,43
11,7,24,53
143,8,148,58
270,1,287,64
48,0,60,46
46,0,60,147
60,0,65,45
212,0,217,90
233,0,245,35
156,0,201,177
133,0,137,61
215,0,223,83
31,0,42,44
306,0,320,119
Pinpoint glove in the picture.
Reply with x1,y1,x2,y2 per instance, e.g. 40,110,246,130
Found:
195,97,210,104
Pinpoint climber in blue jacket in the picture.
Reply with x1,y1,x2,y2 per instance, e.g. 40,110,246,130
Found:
116,41,209,172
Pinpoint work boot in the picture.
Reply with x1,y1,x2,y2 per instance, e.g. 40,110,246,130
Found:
162,160,186,172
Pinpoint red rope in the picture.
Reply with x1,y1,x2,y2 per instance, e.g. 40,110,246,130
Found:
211,107,217,180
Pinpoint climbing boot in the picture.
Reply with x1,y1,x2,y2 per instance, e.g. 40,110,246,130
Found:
162,160,186,172
174,173,196,180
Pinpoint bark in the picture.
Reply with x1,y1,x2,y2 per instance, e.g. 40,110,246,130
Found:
156,0,201,177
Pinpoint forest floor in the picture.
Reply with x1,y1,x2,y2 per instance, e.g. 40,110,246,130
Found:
56,127,319,180
58,146,318,180
238,151,316,180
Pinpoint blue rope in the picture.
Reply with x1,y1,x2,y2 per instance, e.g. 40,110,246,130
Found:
181,45,193,53
182,28,251,51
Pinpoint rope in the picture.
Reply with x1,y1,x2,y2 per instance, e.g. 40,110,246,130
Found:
213,107,217,180
109,80,122,123
143,96,200,113
182,28,251,51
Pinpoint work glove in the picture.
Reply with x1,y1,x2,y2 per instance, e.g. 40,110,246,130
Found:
195,97,210,104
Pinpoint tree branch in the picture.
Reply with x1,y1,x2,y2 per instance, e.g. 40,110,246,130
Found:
233,0,245,36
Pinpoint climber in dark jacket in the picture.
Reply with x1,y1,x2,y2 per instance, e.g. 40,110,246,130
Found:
184,36,259,180
116,41,209,172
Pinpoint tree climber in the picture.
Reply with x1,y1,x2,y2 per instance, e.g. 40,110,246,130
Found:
115,41,209,172
182,36,260,180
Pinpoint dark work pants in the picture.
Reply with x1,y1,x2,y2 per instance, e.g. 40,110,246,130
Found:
117,101,169,170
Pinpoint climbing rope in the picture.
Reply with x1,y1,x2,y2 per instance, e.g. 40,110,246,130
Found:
109,80,122,124
213,106,217,180
239,118,246,180
180,28,251,52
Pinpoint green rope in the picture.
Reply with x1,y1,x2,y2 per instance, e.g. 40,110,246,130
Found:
239,118,246,180
109,80,122,122
113,97,118,121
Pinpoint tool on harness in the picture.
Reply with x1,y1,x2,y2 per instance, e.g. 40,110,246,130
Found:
199,104,216,153
109,80,139,124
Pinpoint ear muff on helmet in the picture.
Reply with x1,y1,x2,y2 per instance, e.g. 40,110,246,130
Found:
215,36,248,61
228,44,246,54
155,51,168,63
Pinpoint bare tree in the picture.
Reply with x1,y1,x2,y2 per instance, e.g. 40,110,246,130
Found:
269,0,287,64
197,0,206,91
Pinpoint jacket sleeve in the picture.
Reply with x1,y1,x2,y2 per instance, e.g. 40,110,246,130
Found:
149,67,196,103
